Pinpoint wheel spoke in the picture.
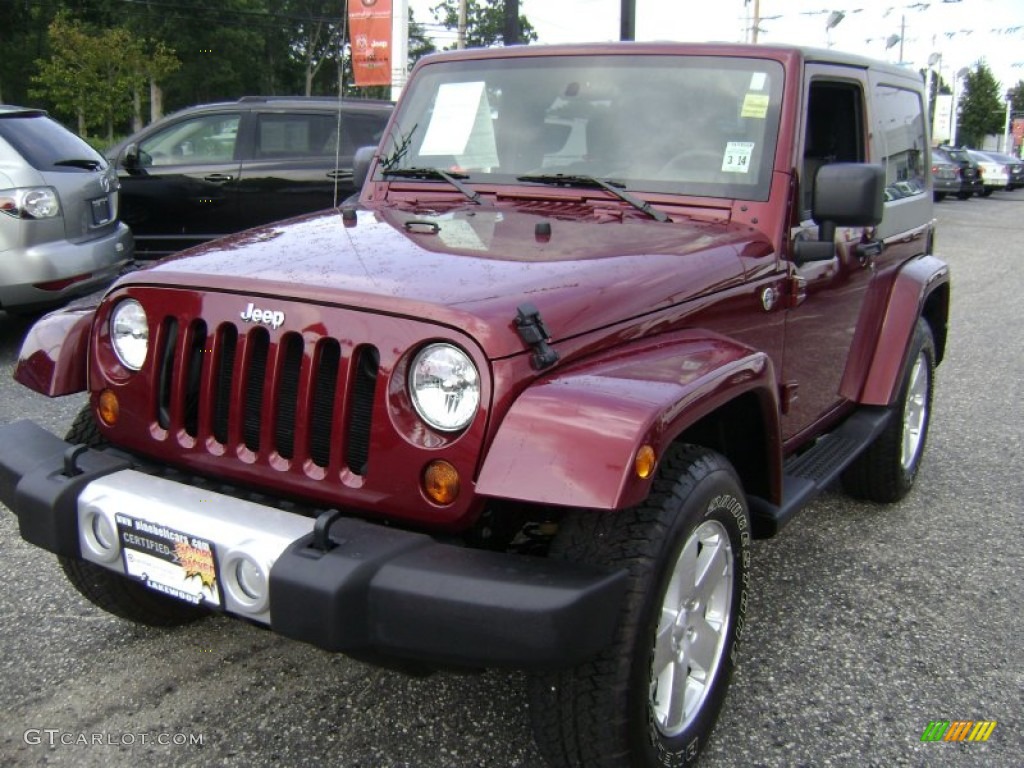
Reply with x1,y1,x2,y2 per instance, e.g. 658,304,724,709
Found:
694,534,729,607
665,664,695,729
651,619,677,680
901,354,929,469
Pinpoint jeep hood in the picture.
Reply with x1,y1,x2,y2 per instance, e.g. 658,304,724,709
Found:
121,205,770,360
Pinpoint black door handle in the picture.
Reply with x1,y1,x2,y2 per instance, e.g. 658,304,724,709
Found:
855,240,883,265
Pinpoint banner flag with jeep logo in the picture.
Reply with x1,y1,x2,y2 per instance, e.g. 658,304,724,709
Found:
350,0,392,87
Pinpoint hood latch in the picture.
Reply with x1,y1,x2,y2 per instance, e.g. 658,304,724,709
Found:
514,303,559,371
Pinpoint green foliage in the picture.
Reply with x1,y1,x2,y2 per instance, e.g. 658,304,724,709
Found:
29,13,176,140
8,1,445,134
956,61,1004,147
430,0,538,49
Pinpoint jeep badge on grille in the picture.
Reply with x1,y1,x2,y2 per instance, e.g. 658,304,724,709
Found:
240,302,285,330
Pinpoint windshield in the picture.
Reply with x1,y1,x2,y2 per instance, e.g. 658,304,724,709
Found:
379,54,784,201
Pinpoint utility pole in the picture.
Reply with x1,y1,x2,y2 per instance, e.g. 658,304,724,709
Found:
751,0,760,44
504,0,520,45
621,0,635,42
457,0,467,49
899,15,906,64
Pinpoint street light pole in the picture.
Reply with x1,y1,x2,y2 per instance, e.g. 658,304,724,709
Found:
621,0,635,41
924,52,941,131
949,67,969,147
1004,90,1014,153
457,0,467,49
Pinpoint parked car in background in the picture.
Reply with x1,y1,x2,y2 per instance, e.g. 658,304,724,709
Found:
929,147,961,201
971,149,1023,190
936,146,984,199
0,106,132,313
107,96,392,257
965,148,1008,196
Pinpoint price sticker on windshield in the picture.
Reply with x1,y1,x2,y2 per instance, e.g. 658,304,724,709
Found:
721,142,755,174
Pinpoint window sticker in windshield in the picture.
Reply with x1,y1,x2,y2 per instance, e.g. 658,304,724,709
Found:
722,142,755,173
741,93,770,119
420,81,499,169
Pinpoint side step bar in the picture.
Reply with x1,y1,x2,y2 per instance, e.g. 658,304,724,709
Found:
748,406,892,538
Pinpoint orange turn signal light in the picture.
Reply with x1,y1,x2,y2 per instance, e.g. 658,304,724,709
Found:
98,389,119,426
423,460,460,505
635,444,656,479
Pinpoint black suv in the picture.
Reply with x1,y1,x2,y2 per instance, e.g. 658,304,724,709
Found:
108,96,392,257
934,145,984,199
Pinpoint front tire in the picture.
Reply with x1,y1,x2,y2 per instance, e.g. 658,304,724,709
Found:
59,406,207,627
842,318,935,502
528,446,750,768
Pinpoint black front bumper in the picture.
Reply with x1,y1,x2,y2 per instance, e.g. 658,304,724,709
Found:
0,420,626,669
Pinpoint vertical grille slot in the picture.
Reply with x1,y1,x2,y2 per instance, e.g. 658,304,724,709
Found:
345,345,379,475
211,324,237,444
242,328,270,452
183,321,208,437
273,333,304,459
308,339,341,468
156,317,179,430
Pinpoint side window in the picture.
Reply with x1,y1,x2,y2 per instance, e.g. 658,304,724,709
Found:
255,113,338,158
343,114,387,153
873,84,927,201
139,113,240,166
801,81,865,214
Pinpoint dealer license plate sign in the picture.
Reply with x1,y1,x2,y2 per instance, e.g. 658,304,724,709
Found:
117,514,222,608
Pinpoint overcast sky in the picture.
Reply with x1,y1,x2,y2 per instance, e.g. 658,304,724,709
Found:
406,0,1024,91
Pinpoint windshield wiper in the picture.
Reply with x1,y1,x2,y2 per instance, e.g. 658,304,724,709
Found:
382,166,482,205
516,173,669,223
54,158,103,171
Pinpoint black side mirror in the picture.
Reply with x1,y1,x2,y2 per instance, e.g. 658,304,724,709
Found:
353,146,377,191
121,143,140,170
794,163,885,265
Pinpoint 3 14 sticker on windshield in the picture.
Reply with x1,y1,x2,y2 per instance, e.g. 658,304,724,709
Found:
721,142,755,174
116,515,222,608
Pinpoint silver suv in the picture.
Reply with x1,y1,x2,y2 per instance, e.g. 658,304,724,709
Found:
0,106,132,312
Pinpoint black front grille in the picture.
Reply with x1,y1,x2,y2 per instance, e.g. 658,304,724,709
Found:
155,318,378,475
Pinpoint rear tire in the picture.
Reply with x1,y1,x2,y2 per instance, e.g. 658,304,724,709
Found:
528,445,750,768
842,319,935,503
59,405,207,626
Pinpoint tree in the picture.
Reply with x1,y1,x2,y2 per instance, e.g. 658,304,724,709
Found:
409,8,438,66
430,0,538,49
956,61,1004,148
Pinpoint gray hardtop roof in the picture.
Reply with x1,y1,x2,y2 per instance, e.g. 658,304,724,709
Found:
414,41,923,83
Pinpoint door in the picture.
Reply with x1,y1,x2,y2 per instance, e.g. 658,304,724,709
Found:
781,68,874,441
235,111,386,229
118,111,243,255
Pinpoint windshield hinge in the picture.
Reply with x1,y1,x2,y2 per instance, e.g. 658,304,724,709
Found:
514,303,559,371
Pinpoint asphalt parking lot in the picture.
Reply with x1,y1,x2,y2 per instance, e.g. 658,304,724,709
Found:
1,191,1021,768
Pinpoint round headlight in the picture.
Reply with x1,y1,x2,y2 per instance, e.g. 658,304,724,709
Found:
110,299,148,370
409,343,480,432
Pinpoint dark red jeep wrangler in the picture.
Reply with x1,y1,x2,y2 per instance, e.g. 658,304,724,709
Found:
0,43,948,767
